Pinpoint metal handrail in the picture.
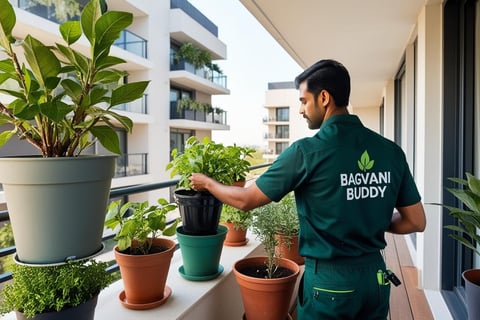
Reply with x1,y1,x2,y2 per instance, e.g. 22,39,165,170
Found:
0,163,271,283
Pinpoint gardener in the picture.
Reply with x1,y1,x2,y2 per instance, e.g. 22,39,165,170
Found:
190,59,426,319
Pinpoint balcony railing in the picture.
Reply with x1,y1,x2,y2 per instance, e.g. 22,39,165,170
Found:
170,54,228,89
0,163,270,284
112,94,148,114
113,30,148,59
169,102,227,125
17,1,147,58
114,153,148,178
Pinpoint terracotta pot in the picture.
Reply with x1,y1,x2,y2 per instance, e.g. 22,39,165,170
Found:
223,222,248,246
275,234,305,265
115,238,175,309
233,256,300,320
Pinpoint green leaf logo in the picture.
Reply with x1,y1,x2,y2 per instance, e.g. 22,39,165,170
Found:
358,150,374,172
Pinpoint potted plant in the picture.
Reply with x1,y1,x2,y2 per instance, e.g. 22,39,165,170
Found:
166,136,251,235
220,204,253,246
0,259,113,320
273,193,304,265
104,198,178,310
0,0,149,264
233,202,301,320
441,173,480,320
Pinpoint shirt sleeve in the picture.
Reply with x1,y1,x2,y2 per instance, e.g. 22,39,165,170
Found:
256,143,308,202
395,161,422,207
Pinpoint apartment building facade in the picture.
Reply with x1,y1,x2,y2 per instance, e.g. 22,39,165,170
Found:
0,0,230,205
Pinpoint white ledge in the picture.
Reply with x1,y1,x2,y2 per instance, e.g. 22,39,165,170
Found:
95,232,264,319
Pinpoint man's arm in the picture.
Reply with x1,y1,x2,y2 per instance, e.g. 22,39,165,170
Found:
189,173,271,211
388,202,426,234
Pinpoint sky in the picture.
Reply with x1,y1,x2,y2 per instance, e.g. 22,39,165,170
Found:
187,0,303,147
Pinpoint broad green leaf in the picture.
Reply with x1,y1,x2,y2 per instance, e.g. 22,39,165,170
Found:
110,81,149,107
0,129,15,148
0,0,15,50
93,69,124,84
15,103,39,120
55,43,76,65
44,76,61,91
22,35,61,88
0,88,26,99
87,86,108,105
0,73,11,85
0,59,14,73
94,11,132,56
101,110,133,132
61,78,83,102
59,21,82,45
7,99,28,115
81,0,102,45
466,173,480,197
40,101,73,122
90,125,121,154
95,56,126,71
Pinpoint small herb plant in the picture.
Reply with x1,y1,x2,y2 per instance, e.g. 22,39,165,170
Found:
0,259,113,318
251,204,280,279
104,198,179,255
274,193,299,248
221,204,253,231
442,173,480,256
166,136,254,190
0,0,149,157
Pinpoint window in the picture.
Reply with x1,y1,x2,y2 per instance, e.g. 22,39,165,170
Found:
170,129,195,158
275,142,289,155
276,108,289,121
276,125,289,139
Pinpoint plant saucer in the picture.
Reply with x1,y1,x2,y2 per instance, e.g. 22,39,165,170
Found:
224,238,249,247
178,265,224,281
119,286,172,310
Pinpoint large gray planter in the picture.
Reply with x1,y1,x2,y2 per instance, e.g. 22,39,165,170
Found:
0,155,116,264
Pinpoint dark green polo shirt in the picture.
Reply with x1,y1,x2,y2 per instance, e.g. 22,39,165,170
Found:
256,114,421,259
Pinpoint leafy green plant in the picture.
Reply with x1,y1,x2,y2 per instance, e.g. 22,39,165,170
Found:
225,144,255,183
0,259,113,318
166,136,253,190
0,0,149,157
442,173,480,256
104,198,179,255
174,42,222,74
221,204,253,231
27,0,85,23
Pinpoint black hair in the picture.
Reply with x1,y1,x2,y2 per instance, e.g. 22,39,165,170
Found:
294,59,350,107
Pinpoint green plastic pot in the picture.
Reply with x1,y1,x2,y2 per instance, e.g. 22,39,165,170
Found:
176,225,227,280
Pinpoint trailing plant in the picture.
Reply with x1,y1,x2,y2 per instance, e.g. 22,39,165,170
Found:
27,0,85,23
176,97,213,113
104,198,179,255
0,0,149,157
174,42,222,73
221,204,253,231
441,173,480,256
0,259,113,318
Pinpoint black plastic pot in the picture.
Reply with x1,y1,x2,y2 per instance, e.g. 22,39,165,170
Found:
174,189,222,235
15,295,98,320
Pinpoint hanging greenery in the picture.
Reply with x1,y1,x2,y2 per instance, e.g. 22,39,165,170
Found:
175,43,223,74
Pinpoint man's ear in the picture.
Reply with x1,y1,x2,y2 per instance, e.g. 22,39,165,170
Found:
318,89,330,107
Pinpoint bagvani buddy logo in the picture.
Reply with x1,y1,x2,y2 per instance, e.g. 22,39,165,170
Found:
340,150,391,200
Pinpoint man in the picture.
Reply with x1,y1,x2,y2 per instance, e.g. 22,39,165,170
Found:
190,59,426,319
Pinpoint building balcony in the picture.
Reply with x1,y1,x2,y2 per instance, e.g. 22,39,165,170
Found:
16,0,148,59
170,56,229,95
169,102,227,126
112,94,148,114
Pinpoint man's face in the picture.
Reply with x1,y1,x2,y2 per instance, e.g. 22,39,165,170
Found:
298,81,325,130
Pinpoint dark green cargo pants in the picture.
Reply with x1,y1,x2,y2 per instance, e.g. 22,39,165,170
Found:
297,252,390,320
